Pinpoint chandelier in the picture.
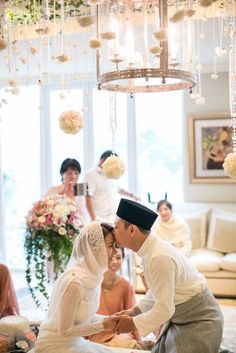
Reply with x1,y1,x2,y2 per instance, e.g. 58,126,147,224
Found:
95,0,199,93
0,0,233,100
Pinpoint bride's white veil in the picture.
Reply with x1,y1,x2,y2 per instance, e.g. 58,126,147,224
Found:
48,222,109,315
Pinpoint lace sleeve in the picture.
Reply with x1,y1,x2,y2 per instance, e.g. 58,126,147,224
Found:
58,282,105,337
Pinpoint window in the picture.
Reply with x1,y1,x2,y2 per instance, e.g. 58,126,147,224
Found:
135,91,184,204
1,86,40,267
0,81,184,269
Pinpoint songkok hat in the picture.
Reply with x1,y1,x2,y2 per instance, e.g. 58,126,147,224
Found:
116,198,158,231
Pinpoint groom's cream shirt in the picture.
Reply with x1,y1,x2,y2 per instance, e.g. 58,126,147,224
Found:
133,233,206,337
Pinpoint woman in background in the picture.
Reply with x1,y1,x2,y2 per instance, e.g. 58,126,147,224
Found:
87,248,145,350
153,199,192,256
45,158,85,223
0,263,20,318
44,158,85,280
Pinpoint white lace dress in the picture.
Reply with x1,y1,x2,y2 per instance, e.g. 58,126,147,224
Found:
35,281,113,353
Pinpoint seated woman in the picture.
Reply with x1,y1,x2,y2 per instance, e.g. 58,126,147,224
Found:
0,264,20,318
153,199,192,256
87,248,144,350
45,158,85,222
35,222,118,353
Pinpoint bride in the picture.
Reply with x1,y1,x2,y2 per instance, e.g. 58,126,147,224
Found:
35,222,117,353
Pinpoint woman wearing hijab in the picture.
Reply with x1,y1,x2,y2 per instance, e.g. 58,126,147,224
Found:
153,199,192,256
0,264,20,318
35,222,117,353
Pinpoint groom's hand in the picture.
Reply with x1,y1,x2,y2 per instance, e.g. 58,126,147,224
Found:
103,316,119,331
114,315,137,334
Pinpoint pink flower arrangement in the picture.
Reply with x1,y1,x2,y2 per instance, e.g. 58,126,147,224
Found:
59,110,83,134
26,194,83,235
25,195,82,307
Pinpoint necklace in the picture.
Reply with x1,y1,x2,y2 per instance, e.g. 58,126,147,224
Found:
102,276,119,294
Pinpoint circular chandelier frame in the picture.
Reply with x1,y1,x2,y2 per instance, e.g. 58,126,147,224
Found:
97,68,196,93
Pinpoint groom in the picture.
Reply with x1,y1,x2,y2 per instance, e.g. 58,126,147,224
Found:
109,198,223,353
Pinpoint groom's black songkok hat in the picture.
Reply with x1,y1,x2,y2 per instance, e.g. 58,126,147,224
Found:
116,198,158,231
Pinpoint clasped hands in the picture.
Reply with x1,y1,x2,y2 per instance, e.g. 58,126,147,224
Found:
103,310,136,335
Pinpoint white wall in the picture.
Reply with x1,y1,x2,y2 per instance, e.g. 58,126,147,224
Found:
183,72,236,203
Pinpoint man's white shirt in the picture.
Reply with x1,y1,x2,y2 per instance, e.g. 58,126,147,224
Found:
133,232,206,337
84,166,119,224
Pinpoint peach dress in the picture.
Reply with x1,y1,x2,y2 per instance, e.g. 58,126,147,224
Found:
88,277,140,349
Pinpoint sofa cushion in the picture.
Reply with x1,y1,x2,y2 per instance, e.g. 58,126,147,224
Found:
207,211,236,253
200,270,236,278
220,253,236,272
189,248,223,272
180,210,209,249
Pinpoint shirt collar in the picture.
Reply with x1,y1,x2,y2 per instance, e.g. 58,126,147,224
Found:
95,165,103,174
137,231,156,257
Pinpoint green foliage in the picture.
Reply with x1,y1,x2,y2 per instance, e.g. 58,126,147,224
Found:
5,0,89,25
24,228,76,308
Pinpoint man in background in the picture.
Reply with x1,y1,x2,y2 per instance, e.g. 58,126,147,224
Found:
84,150,140,224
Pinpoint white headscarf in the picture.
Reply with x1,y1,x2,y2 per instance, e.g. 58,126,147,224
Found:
48,222,109,315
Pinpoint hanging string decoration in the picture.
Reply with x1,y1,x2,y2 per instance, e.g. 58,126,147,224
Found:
102,91,125,179
223,2,236,179
59,110,83,134
110,91,117,152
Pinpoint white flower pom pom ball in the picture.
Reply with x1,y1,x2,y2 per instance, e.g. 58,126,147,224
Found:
223,152,236,179
59,110,83,134
102,155,125,179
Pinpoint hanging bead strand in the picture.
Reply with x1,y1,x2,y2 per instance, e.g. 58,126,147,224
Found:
109,91,117,152
223,0,236,179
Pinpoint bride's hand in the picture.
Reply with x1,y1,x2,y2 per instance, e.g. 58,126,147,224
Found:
114,309,133,317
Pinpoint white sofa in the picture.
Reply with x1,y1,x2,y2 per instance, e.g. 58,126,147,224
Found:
176,203,236,298
134,203,236,298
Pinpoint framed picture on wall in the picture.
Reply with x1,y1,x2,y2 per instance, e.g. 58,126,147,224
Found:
188,113,235,184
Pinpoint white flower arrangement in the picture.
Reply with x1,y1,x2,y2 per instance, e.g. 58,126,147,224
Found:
102,155,125,179
100,31,116,40
56,54,71,63
15,340,29,350
59,110,83,134
89,38,102,49
169,10,186,23
153,29,168,41
77,15,95,27
223,152,236,178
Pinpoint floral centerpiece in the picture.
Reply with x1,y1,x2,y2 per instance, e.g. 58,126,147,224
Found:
25,195,82,307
